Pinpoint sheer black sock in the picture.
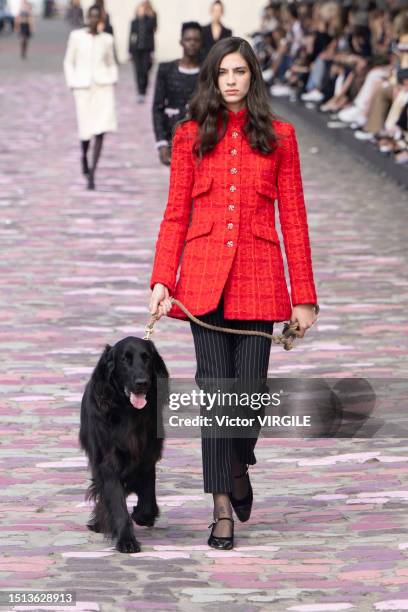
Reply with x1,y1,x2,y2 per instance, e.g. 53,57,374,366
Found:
21,37,28,59
87,134,104,190
90,134,104,177
81,140,90,175
212,494,233,537
231,449,249,500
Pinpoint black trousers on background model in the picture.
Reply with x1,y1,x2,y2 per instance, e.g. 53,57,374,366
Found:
131,49,152,95
189,292,274,493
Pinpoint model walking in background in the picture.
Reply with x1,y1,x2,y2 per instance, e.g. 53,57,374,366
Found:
15,0,34,59
129,1,157,104
94,0,113,34
149,37,319,549
152,21,202,166
63,4,118,190
200,0,232,61
66,0,84,29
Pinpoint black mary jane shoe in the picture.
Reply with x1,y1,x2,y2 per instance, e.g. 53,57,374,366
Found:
207,517,234,550
229,466,253,523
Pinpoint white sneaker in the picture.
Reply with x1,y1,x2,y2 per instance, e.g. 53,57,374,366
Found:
379,142,394,154
320,102,334,112
327,120,348,129
301,89,324,103
338,105,366,126
354,130,374,141
262,68,274,82
270,83,293,97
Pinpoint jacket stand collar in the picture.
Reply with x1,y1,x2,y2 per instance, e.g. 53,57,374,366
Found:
226,107,248,125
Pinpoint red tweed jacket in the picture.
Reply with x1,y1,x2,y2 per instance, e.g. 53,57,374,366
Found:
149,107,319,321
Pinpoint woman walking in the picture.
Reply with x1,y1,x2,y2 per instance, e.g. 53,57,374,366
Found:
201,0,232,61
63,4,118,190
66,0,84,29
129,1,157,103
94,0,113,34
15,0,34,60
149,37,319,549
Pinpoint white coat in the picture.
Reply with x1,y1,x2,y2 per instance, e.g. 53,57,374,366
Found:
63,28,118,141
63,28,118,89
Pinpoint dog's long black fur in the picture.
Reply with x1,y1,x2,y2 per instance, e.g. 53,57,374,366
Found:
79,336,169,553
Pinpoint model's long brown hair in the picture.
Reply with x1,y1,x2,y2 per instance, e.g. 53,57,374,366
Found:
185,37,279,158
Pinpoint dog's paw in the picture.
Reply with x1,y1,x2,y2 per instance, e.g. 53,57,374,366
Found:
116,535,141,554
132,514,156,527
87,520,101,533
131,504,159,527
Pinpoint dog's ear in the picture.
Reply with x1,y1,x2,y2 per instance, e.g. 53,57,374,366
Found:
91,344,116,413
150,342,169,379
149,343,169,422
99,344,115,379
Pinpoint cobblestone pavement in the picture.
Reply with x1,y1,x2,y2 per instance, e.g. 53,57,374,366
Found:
1,20,408,612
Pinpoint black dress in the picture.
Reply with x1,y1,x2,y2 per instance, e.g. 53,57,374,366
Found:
200,23,232,60
129,14,157,53
19,10,31,37
129,14,157,96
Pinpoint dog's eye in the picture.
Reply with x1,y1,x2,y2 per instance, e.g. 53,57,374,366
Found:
124,351,133,364
140,352,149,362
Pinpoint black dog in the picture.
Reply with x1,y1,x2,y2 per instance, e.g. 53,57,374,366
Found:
79,336,169,553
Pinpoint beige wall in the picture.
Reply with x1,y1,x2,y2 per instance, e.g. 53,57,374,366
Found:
81,0,266,63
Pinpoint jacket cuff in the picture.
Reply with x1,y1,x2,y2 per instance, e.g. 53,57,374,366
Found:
150,275,176,294
293,302,320,314
155,140,169,149
291,285,318,310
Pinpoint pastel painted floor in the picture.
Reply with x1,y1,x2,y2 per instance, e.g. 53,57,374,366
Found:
1,18,408,612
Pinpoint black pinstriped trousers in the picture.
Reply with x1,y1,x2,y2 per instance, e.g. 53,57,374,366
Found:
189,291,274,493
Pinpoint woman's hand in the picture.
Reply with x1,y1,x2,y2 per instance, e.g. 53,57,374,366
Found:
158,145,171,166
290,304,318,338
149,283,173,320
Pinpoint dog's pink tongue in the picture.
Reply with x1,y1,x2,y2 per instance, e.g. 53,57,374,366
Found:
130,393,147,409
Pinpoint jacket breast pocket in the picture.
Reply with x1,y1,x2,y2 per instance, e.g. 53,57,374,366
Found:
185,219,215,242
255,179,278,203
192,176,213,199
